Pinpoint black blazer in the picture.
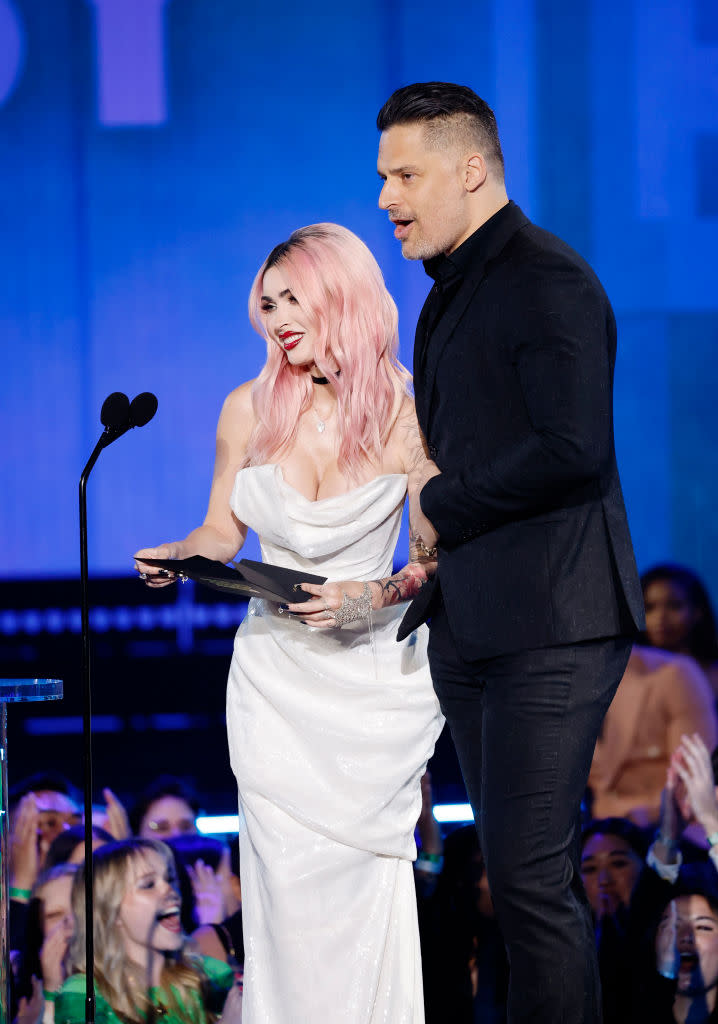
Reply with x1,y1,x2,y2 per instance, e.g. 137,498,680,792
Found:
399,202,644,659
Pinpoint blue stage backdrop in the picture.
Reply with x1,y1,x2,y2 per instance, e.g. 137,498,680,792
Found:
2,0,717,594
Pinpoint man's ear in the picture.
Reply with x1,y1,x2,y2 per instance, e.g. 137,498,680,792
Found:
465,152,488,192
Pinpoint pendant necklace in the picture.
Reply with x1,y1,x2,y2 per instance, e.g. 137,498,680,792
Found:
312,405,333,433
311,370,339,432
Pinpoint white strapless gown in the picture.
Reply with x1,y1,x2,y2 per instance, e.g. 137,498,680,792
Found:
227,465,444,1024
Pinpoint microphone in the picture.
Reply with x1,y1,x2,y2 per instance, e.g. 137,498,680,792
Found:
100,392,130,428
129,391,158,428
99,391,158,448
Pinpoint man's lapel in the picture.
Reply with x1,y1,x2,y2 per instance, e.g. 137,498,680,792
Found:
419,272,484,427
416,203,530,431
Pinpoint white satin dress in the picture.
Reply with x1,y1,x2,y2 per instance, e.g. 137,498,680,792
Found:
227,464,444,1024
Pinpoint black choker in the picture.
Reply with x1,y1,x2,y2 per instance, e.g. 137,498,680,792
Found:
311,371,340,385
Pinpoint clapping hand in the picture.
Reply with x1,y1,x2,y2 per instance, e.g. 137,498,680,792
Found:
40,914,73,995
10,793,40,894
673,733,718,839
101,788,131,840
187,859,225,925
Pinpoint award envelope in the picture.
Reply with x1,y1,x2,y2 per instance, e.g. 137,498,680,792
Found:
137,555,326,604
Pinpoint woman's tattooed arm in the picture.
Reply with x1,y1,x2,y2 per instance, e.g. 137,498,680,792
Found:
370,557,437,609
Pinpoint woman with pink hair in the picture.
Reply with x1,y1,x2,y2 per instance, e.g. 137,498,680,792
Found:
135,223,444,1023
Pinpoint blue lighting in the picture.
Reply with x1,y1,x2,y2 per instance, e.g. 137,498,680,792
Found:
196,815,240,835
432,803,475,824
195,804,476,836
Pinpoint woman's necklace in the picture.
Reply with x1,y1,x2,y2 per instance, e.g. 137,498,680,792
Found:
312,403,334,433
310,369,339,432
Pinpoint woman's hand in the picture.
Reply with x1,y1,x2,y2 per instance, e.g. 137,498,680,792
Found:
40,915,73,994
286,580,378,629
187,859,225,925
674,732,718,838
10,793,40,894
289,563,432,628
133,543,183,587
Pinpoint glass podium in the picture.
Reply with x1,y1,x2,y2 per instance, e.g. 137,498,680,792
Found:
0,679,63,1024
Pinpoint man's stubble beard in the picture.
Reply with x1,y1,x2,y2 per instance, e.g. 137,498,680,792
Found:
400,206,468,262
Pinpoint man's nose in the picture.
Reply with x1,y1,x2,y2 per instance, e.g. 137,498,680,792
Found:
378,180,395,210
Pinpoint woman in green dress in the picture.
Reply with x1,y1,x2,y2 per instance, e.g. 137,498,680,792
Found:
53,838,239,1024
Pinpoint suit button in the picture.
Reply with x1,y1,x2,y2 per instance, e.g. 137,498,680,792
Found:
428,444,438,458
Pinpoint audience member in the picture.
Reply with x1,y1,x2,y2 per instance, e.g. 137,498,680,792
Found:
642,564,718,697
54,838,240,1024
641,864,718,1022
44,825,113,870
589,645,717,825
581,817,648,920
167,834,241,929
129,776,200,840
16,864,78,1010
580,818,659,1023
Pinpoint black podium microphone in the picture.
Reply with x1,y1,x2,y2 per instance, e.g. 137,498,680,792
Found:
79,391,157,1024
100,391,130,428
98,391,158,449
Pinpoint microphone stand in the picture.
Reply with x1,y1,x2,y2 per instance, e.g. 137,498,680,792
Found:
79,393,157,1024
79,435,107,1024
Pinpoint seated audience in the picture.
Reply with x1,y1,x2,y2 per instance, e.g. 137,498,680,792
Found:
54,838,240,1024
16,864,78,1011
581,817,647,920
642,564,718,698
641,864,718,1022
168,836,244,978
580,818,658,1023
129,776,200,840
44,825,113,870
589,646,717,825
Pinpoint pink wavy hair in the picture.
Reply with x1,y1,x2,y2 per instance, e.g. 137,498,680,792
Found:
243,223,411,479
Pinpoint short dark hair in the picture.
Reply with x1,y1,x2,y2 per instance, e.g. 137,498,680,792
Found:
377,82,504,175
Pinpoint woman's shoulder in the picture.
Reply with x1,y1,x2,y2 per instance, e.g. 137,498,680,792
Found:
221,380,255,417
217,381,256,443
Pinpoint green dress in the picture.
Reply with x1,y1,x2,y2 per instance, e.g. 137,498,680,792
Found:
55,956,234,1024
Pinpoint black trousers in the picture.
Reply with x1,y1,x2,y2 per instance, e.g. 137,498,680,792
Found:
428,606,632,1024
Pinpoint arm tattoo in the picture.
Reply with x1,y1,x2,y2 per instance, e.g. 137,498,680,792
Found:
373,561,435,608
409,523,437,563
401,414,431,476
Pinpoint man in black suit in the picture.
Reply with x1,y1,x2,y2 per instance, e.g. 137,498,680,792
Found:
376,82,645,1022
